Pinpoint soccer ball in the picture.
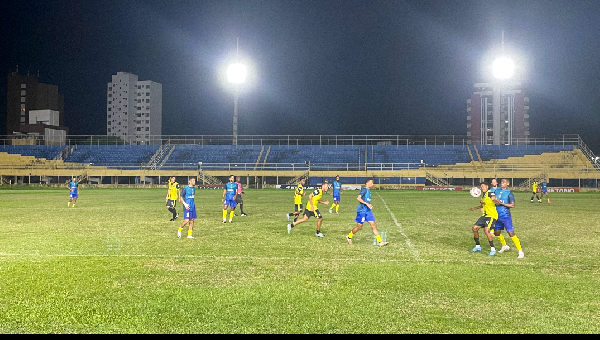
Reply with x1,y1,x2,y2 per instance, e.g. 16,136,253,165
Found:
470,187,482,198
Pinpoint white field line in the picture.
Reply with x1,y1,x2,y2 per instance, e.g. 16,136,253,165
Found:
376,193,421,262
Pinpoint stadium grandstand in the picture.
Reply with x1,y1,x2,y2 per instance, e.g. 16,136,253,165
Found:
1,134,598,191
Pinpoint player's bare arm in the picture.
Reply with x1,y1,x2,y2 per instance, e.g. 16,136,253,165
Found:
356,195,372,209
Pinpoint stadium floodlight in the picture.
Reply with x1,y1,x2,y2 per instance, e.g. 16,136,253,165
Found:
227,63,247,84
492,57,515,79
228,38,247,146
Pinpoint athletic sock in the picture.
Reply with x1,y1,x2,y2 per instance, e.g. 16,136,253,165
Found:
223,210,227,220
188,229,193,237
178,227,183,232
335,205,339,213
330,203,335,209
376,234,382,243
348,231,353,239
229,211,234,220
474,237,480,246
497,234,507,246
511,235,522,251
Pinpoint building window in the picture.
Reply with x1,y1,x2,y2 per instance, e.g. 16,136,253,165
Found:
108,121,111,125
145,127,149,131
146,85,150,88
21,84,26,89
21,90,26,96
20,117,26,123
21,97,25,103
145,99,150,103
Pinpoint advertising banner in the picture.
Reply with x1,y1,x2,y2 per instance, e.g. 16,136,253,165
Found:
547,187,579,193
417,186,463,191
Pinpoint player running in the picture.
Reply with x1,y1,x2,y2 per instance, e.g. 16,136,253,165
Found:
540,178,551,203
178,177,197,239
346,178,389,246
329,175,342,214
469,181,498,256
222,175,237,223
530,178,541,203
287,182,329,237
286,178,306,222
492,179,525,258
67,176,79,207
166,176,180,221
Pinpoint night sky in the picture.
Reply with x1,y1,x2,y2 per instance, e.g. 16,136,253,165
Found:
1,0,599,153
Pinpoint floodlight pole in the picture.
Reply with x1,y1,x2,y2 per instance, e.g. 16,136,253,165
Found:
232,38,240,146
233,88,239,146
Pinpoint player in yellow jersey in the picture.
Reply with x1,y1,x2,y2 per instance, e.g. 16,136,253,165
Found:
166,176,180,221
287,182,329,237
530,178,541,203
286,178,306,223
469,181,498,256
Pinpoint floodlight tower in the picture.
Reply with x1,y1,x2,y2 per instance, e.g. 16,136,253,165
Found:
227,37,247,146
491,30,515,145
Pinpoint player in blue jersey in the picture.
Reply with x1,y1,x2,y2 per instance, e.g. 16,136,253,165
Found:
489,178,499,195
178,177,197,239
540,178,551,203
492,179,524,258
67,177,79,207
222,175,237,223
346,178,389,246
329,175,342,214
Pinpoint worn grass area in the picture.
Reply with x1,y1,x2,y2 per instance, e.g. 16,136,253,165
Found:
0,187,599,333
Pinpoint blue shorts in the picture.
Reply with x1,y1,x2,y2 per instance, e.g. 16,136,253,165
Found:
494,217,514,232
70,192,78,198
184,207,197,220
224,198,237,208
333,193,340,202
542,188,547,194
355,211,375,224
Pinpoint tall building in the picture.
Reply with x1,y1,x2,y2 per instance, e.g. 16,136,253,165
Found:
6,70,68,144
466,81,529,145
107,72,162,144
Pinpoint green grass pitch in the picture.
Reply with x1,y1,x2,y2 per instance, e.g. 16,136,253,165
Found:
0,186,599,333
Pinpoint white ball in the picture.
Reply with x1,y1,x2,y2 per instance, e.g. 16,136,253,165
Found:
470,187,482,198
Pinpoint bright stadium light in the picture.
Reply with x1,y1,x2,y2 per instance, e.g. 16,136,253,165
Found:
227,63,247,84
492,57,515,79
227,37,247,146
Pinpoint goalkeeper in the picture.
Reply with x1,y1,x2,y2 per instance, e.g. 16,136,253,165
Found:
178,177,197,239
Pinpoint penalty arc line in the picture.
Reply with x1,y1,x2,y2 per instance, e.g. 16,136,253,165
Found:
376,193,421,262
